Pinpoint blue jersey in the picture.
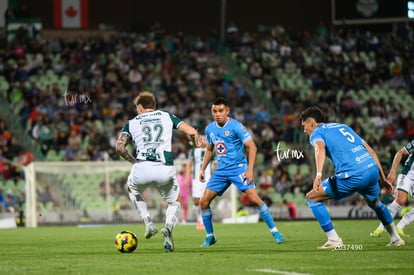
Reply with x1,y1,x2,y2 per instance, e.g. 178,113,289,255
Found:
205,118,251,171
310,123,376,178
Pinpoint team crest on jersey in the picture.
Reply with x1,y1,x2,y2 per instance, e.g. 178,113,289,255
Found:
216,142,226,155
224,130,230,136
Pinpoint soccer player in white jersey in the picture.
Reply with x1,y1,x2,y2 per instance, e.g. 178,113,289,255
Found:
300,106,404,249
116,91,198,252
198,97,284,246
189,135,215,230
371,139,414,238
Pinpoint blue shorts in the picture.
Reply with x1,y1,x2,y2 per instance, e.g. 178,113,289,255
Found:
322,166,380,202
206,166,256,195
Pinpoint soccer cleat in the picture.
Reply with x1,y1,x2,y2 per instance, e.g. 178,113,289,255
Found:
144,224,158,239
386,239,405,247
201,235,217,247
161,227,174,252
272,231,285,244
397,228,410,238
317,238,343,250
370,228,385,238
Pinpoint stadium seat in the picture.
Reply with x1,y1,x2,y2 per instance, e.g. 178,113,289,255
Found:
287,163,298,178
299,163,310,176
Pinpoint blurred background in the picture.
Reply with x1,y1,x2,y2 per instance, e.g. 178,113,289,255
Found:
0,0,413,227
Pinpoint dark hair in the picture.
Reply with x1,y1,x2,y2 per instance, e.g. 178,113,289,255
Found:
212,97,229,107
299,106,327,123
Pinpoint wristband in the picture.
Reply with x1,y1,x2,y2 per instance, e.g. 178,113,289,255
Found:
316,172,322,177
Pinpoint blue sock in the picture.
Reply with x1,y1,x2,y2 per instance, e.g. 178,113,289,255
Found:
372,201,393,226
307,200,334,232
201,208,214,235
257,203,276,230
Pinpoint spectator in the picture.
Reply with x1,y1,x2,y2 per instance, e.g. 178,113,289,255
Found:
282,199,297,219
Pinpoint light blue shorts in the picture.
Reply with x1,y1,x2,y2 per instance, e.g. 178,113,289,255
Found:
206,166,256,195
322,166,380,202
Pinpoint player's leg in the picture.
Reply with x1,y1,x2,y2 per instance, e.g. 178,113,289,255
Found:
361,169,404,246
192,179,205,230
371,190,407,237
243,187,284,244
306,176,343,250
371,174,410,237
127,182,158,239
157,169,182,252
193,197,204,230
199,188,219,246
396,207,414,237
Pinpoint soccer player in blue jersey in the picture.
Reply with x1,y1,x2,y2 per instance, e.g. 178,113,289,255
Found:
300,106,404,249
198,97,284,246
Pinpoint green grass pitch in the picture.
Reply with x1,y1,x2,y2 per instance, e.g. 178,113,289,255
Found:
0,220,413,274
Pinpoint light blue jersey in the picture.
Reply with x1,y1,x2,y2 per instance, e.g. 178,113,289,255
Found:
310,123,376,179
205,118,251,171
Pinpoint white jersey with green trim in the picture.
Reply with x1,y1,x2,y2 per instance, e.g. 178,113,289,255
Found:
192,147,212,181
120,110,183,165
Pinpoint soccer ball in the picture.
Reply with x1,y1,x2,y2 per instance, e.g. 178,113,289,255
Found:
114,230,138,253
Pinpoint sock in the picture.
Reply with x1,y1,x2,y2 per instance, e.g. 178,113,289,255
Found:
397,207,414,229
193,205,201,221
165,201,180,231
372,201,399,241
201,208,214,235
377,201,402,230
129,193,151,225
372,201,394,227
257,203,278,232
307,200,339,240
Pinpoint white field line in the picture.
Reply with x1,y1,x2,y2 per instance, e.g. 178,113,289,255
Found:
249,268,312,275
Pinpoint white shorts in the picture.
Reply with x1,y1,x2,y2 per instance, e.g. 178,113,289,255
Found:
192,178,206,199
396,172,414,196
127,161,180,203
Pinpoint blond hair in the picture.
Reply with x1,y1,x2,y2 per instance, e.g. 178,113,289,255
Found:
133,91,156,109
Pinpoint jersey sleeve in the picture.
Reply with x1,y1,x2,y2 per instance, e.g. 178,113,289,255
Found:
164,110,183,129
403,140,414,154
309,128,324,147
237,122,252,143
120,122,131,136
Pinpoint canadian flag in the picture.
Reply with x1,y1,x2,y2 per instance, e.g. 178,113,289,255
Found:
54,0,88,28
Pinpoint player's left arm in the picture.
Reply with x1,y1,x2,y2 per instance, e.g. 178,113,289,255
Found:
177,122,200,147
116,133,137,164
363,142,393,193
244,139,257,184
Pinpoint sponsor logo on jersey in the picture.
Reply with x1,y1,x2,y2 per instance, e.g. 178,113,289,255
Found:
216,142,226,155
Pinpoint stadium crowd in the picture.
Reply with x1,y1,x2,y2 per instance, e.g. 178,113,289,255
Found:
1,20,414,213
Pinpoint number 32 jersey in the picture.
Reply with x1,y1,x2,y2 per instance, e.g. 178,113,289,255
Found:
309,122,376,178
120,110,183,165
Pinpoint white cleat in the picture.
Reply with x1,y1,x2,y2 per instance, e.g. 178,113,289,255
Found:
317,238,343,250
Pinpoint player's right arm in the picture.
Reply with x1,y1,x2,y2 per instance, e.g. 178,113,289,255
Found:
364,142,393,193
387,147,408,183
116,133,137,165
313,140,325,192
199,143,214,182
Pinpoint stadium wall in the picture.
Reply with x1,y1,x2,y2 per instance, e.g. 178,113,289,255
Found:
25,0,331,36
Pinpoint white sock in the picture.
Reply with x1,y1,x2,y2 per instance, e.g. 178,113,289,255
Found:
326,229,340,241
193,205,201,221
129,193,152,225
384,223,400,242
165,201,181,231
397,207,414,229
